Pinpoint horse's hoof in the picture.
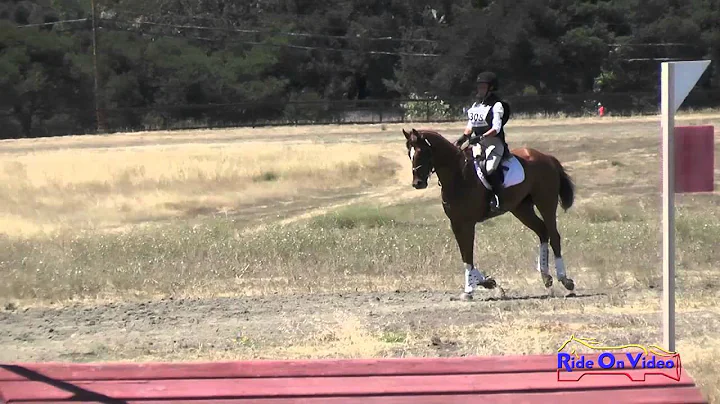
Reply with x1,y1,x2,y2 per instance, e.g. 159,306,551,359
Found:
560,277,575,291
542,273,553,288
461,292,474,301
480,277,496,289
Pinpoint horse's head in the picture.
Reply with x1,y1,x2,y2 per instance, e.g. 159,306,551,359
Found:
403,128,434,189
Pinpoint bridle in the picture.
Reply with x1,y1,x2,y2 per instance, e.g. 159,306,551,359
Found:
409,138,439,186
414,164,438,186
412,161,436,177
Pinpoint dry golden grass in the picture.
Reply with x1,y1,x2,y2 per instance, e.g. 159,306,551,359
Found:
2,110,718,239
1,112,719,402
0,142,401,238
2,109,718,152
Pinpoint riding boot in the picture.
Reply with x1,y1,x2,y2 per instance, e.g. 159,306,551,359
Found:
487,170,503,212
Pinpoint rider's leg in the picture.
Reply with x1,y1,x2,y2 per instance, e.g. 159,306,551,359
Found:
471,142,484,161
484,141,504,173
484,137,505,210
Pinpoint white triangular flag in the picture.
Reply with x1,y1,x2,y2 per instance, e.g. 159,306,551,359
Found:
672,60,711,113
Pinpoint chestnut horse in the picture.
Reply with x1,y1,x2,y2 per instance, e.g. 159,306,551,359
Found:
402,128,576,300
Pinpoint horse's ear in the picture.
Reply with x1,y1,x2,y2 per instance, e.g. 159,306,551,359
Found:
411,129,429,145
402,129,410,140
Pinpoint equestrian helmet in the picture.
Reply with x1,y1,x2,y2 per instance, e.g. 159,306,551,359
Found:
476,71,499,91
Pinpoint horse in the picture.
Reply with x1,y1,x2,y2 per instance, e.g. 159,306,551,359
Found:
402,128,576,300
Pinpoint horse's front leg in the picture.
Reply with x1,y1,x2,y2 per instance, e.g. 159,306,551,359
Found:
450,218,496,300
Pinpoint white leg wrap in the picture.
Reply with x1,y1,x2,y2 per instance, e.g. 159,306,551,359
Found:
537,243,549,275
464,263,485,293
555,256,566,280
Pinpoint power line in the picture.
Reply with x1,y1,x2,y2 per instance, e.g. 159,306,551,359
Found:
104,6,424,39
102,22,441,58
13,18,697,52
621,57,699,62
16,18,88,28
100,13,439,44
12,18,702,61
96,23,704,61
608,43,695,47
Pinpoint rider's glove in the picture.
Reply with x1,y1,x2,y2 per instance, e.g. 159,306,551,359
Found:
454,133,469,146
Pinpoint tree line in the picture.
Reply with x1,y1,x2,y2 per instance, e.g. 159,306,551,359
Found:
1,0,719,138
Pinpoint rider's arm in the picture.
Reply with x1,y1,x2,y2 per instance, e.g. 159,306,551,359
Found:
454,120,473,147
481,102,505,137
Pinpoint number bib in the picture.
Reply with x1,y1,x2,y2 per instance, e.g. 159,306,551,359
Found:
466,104,490,127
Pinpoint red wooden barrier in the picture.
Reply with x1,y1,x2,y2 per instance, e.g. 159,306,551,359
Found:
674,125,715,193
0,354,708,403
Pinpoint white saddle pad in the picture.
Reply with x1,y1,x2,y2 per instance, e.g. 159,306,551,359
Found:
473,155,526,190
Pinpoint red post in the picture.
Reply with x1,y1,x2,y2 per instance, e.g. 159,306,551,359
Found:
674,125,715,193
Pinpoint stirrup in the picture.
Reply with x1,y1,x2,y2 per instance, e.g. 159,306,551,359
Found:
489,194,501,212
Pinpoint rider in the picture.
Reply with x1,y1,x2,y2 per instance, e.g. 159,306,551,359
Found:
455,71,509,212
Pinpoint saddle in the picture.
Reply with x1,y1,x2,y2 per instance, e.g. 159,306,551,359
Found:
463,144,510,185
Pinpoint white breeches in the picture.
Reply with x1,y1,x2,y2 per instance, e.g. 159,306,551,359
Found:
472,136,505,175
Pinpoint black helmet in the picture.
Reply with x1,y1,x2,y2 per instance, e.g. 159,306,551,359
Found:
476,71,499,91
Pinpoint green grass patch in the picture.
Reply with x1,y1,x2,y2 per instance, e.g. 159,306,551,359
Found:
379,331,407,343
309,205,397,229
252,171,279,182
0,197,717,302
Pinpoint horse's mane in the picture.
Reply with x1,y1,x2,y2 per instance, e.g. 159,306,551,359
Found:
414,129,463,157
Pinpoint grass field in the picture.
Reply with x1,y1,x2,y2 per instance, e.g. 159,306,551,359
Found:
1,112,719,402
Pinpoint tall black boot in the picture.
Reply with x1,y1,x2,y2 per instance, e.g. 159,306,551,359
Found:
487,170,503,212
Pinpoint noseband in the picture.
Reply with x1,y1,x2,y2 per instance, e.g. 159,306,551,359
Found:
414,165,438,185
409,136,442,187
412,164,436,176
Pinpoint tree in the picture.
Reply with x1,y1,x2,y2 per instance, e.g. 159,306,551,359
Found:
0,21,93,137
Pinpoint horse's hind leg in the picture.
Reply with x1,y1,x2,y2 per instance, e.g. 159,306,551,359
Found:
535,195,575,291
510,198,553,288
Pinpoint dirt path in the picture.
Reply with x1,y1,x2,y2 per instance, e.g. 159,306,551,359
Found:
3,287,718,365
0,289,611,363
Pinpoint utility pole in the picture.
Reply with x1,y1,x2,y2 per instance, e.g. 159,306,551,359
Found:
90,0,105,133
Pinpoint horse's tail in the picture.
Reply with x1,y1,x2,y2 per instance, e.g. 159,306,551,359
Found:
550,156,575,211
